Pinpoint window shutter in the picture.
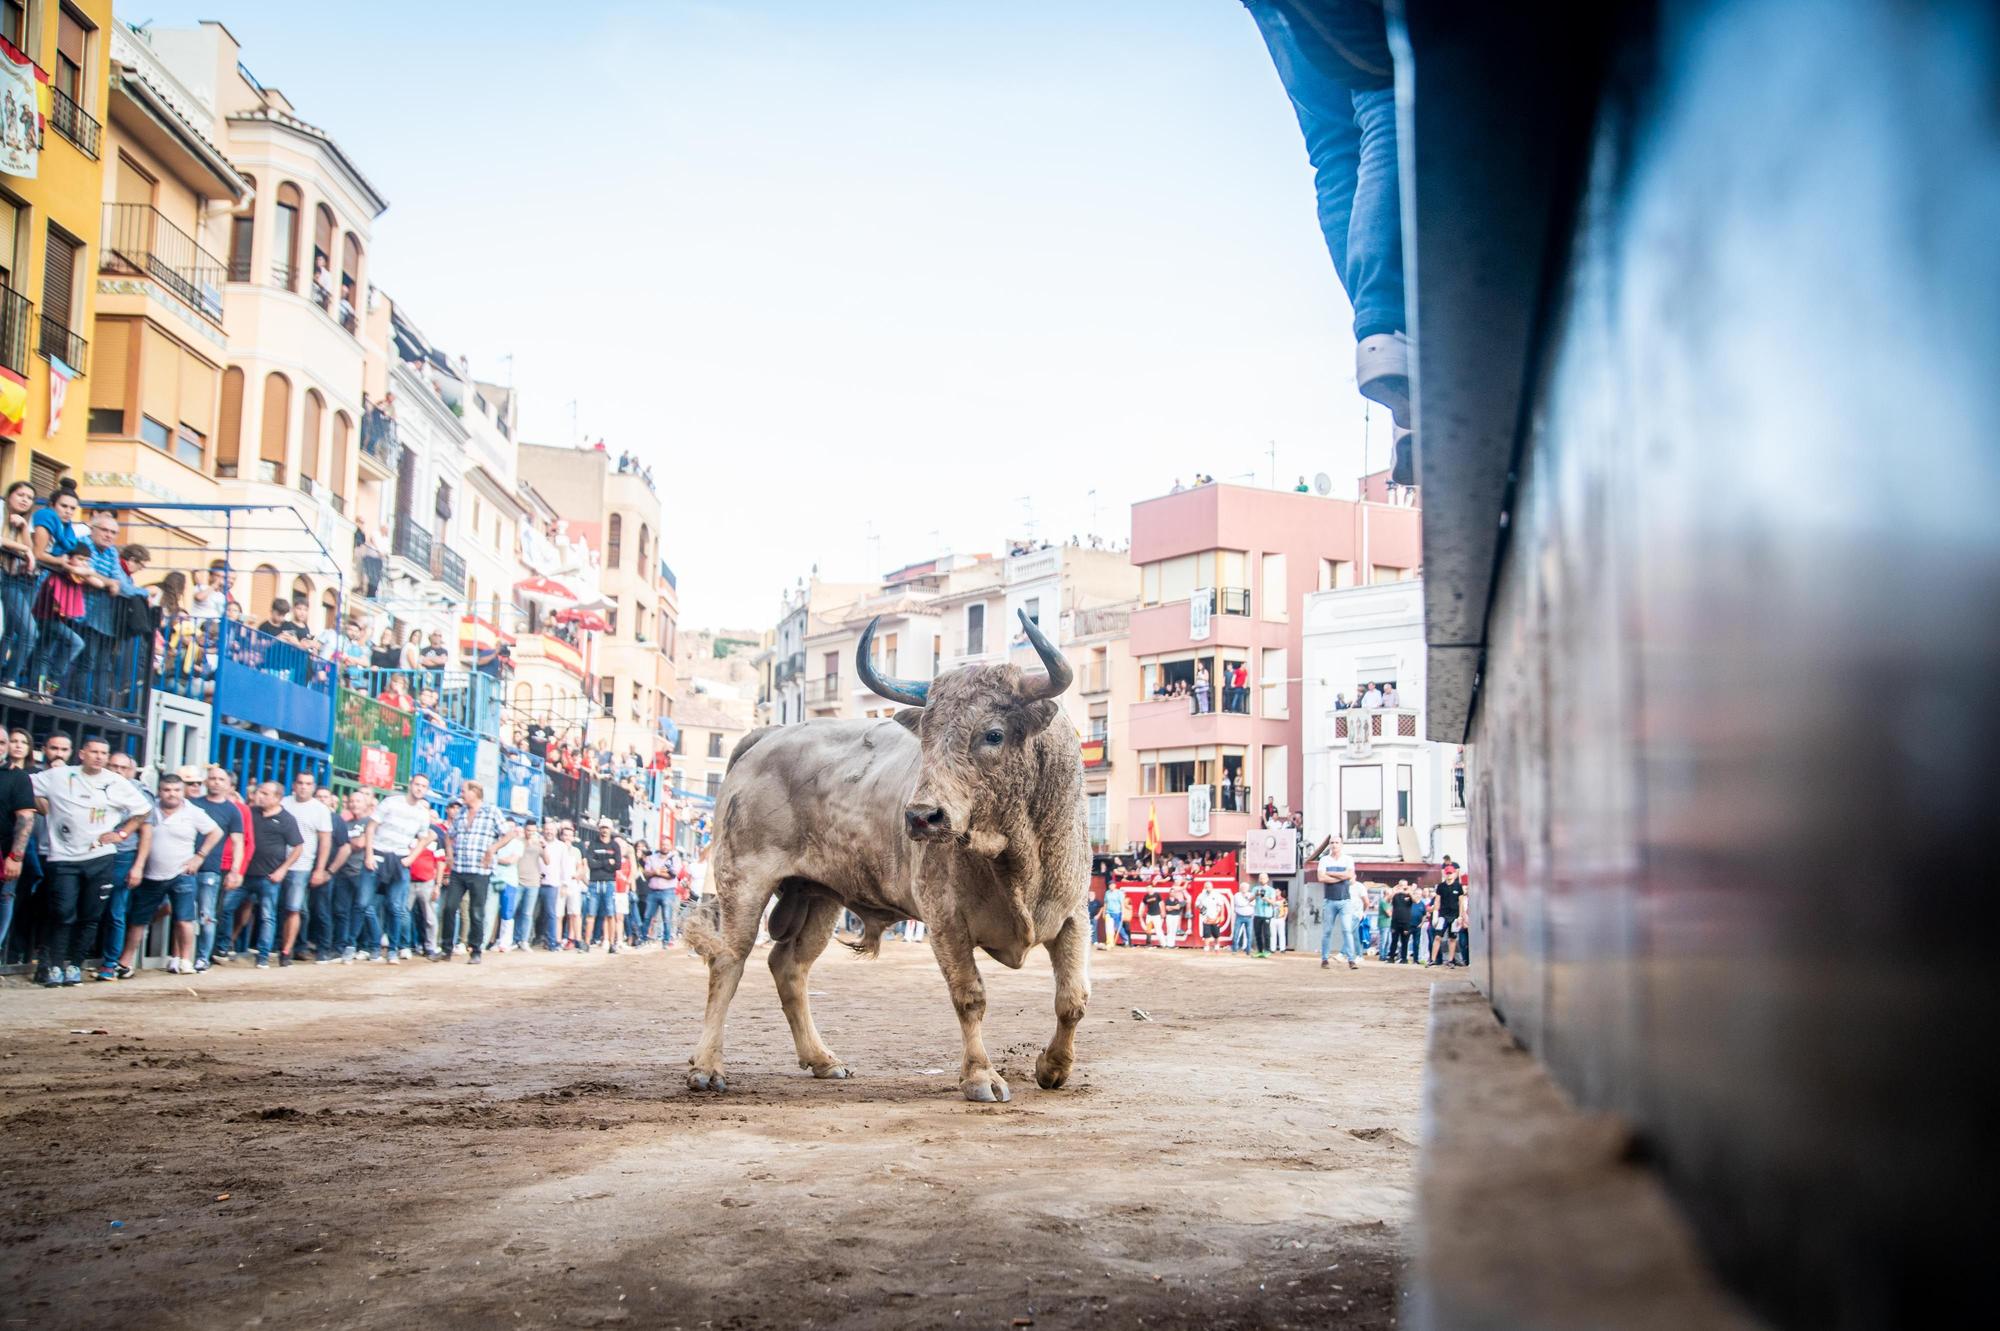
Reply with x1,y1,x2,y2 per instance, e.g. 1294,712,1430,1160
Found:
142,325,180,426
216,367,244,471
88,318,132,414
43,231,77,326
179,347,216,436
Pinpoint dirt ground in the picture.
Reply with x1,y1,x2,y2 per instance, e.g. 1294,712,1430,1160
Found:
0,939,1436,1329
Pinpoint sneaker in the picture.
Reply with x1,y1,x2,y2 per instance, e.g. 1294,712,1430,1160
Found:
1355,331,1411,428
1320,959,1329,969
35,965,56,987
468,953,482,965
315,955,334,965
279,954,293,968
398,948,412,960
193,958,210,973
341,949,356,965
63,964,83,986
386,952,400,965
1348,958,1358,971
256,959,270,969
608,943,620,955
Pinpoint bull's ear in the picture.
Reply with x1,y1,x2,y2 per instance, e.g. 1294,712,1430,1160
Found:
892,708,923,734
1021,699,1060,734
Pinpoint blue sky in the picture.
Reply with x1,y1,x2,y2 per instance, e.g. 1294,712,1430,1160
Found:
144,0,1390,624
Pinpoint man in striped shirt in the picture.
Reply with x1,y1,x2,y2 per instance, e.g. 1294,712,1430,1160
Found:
440,780,515,964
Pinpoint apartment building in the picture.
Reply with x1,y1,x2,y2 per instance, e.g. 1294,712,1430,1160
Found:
1,0,113,489
800,554,994,722
770,575,871,725
1125,481,1420,854
517,441,678,759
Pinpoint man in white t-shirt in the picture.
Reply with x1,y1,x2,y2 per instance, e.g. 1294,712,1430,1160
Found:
362,772,435,962
114,773,222,976
1308,834,1360,970
1229,880,1255,954
31,736,153,986
279,771,335,962
1195,881,1231,953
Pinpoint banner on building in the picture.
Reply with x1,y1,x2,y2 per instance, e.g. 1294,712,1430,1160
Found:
1189,587,1212,641
46,356,73,436
1243,825,1300,877
0,367,24,439
0,40,43,180
1187,782,1211,837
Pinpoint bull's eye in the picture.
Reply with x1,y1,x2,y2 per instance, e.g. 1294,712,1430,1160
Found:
982,728,1006,746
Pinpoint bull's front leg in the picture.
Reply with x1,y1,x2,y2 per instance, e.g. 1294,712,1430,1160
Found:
1035,910,1091,1090
928,923,1009,1103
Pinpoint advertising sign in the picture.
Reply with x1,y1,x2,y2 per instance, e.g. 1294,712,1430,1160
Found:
1189,587,1212,641
1243,825,1300,876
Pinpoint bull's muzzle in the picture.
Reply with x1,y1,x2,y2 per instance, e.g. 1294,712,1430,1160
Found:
903,802,953,842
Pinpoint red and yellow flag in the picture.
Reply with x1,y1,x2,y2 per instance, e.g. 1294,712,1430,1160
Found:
1145,801,1161,857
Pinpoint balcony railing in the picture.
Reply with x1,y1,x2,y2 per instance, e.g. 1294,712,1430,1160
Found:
807,677,842,704
1195,586,1253,616
393,512,433,569
38,315,88,375
359,405,400,469
0,284,30,378
48,84,99,158
433,543,467,595
102,203,227,322
1331,706,1422,745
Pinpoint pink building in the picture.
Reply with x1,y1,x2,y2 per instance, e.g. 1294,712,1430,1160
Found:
1125,483,1421,852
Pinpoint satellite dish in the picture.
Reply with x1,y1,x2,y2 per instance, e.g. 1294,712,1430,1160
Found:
1313,473,1332,496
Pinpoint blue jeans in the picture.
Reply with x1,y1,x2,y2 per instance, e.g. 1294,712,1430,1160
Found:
250,875,283,962
29,616,83,695
331,872,372,954
536,884,560,950
585,880,616,920
370,853,413,953
194,871,224,961
1243,0,1405,340
1230,914,1251,953
99,842,140,969
0,572,37,686
640,887,676,943
1320,896,1359,963
0,879,15,958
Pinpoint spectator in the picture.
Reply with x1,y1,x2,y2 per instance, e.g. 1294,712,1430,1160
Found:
1361,680,1384,709
1333,691,1349,711
1430,862,1467,968
1240,0,1413,451
0,480,39,689
369,630,403,670
275,772,334,965
31,736,151,986
1102,881,1127,947
95,751,153,976
254,599,293,640
1273,885,1290,952
190,767,249,970
543,822,584,952
400,627,425,671
440,780,516,964
112,773,221,978
28,512,93,696
485,830,524,952
1193,661,1212,715
1295,475,1311,492
361,772,435,963
328,790,372,962
1196,879,1230,953
0,726,37,956
1381,682,1399,707
1388,879,1420,964
640,841,677,947
582,821,624,952
1309,834,1359,970
420,631,450,670
1250,873,1277,957
241,780,306,968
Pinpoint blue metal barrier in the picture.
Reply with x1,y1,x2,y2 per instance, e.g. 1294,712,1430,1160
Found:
348,666,501,739
412,713,478,808
212,620,334,745
497,746,546,822
213,722,330,794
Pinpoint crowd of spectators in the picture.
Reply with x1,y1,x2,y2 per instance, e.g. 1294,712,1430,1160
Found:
1332,680,1400,710
0,737,707,986
0,480,154,711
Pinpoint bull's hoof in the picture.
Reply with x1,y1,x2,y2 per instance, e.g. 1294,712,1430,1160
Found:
809,1062,851,1080
687,1067,729,1093
1034,1049,1072,1090
961,1070,1012,1103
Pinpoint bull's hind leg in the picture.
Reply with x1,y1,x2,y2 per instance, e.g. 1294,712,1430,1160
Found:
929,923,1008,1103
1035,910,1092,1090
769,894,850,1080
685,856,779,1093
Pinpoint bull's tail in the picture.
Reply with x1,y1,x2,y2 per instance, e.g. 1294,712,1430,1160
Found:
681,893,725,962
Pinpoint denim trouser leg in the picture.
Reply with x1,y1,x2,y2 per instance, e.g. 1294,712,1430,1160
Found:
538,885,560,950
0,574,37,685
0,882,14,957
1242,2,1405,340
216,883,249,957
193,871,222,962
1336,899,1360,961
252,876,282,962
372,854,412,952
31,618,83,694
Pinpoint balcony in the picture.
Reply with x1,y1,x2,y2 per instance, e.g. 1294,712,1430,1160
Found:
359,405,401,472
48,85,99,159
806,676,843,705
1082,733,1110,768
433,543,467,595
37,315,88,375
102,204,228,324
393,513,433,570
1128,694,1256,751
1126,793,1255,846
0,284,30,377
1330,706,1423,750
515,631,585,678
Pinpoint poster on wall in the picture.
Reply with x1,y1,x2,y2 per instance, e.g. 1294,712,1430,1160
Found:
0,41,43,180
46,357,73,435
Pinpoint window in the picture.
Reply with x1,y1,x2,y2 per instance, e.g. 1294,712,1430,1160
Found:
0,191,22,288
965,602,984,655
1371,564,1411,583
300,388,323,485
1341,765,1384,843
330,411,351,501
1320,558,1353,590
1397,764,1414,827
707,732,724,759
138,415,171,452
607,512,621,568
87,407,121,434
881,631,899,676
0,1,24,52
43,226,83,330
311,205,334,305
272,183,302,290
227,176,255,283
599,675,617,716
1023,596,1040,627
1262,744,1289,816
55,6,90,107
1086,792,1108,847
1140,550,1246,606
1260,647,1288,718
705,772,722,800
216,366,244,476
1261,552,1287,620
258,372,289,483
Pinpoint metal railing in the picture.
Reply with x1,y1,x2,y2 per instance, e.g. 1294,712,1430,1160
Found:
48,84,99,158
393,512,433,568
102,203,228,321
359,405,400,468
37,315,88,375
1216,586,1252,616
0,284,30,378
434,544,467,595
807,676,842,703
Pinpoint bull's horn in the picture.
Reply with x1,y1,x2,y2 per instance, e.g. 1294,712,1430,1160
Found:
1016,609,1073,700
857,616,930,707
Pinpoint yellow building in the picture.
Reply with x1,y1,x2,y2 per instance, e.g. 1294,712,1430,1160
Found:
0,0,113,491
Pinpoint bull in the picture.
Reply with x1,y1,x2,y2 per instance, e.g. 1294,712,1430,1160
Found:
682,610,1090,1103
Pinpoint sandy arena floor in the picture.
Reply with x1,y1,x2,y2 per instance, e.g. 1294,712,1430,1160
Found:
0,939,1436,1329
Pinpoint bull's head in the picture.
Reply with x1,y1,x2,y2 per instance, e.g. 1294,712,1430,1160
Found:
858,609,1073,850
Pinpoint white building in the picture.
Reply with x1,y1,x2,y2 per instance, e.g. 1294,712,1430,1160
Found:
1300,579,1468,873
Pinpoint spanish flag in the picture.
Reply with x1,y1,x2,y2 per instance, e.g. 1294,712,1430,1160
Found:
0,367,25,440
1145,802,1161,858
